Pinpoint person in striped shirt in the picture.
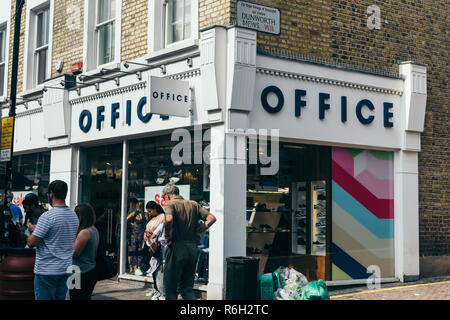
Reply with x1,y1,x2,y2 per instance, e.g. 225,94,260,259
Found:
27,180,79,300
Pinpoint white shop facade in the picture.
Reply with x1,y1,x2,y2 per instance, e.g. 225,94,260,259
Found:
2,26,427,299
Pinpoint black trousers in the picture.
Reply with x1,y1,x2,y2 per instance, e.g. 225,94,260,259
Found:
69,268,98,300
163,241,199,300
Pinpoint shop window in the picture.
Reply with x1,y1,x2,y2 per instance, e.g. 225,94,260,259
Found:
148,0,198,54
0,24,7,97
84,0,121,71
125,133,210,282
24,1,53,90
246,142,332,281
0,151,51,214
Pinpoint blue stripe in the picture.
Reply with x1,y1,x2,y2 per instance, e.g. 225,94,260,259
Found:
331,243,371,280
332,181,394,239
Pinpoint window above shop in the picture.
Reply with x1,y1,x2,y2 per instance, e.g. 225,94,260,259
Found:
0,23,7,98
148,0,199,58
23,0,53,91
83,0,122,72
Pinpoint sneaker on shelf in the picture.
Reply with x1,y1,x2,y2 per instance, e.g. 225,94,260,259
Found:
316,212,326,218
313,240,325,245
158,295,166,300
315,222,326,228
135,268,143,276
151,291,161,300
314,203,325,210
315,232,326,237
314,185,325,191
317,194,326,200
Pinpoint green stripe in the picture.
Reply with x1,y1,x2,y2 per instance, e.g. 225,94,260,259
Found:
368,150,394,161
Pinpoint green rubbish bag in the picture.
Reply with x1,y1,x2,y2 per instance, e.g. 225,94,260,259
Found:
300,280,330,300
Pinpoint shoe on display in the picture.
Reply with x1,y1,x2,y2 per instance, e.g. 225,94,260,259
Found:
315,233,326,237
173,169,182,176
298,204,306,209
158,295,166,300
157,169,167,177
317,194,326,200
314,185,325,191
155,177,165,185
313,241,325,245
316,212,326,218
314,203,325,210
134,268,143,276
169,177,180,183
315,222,326,228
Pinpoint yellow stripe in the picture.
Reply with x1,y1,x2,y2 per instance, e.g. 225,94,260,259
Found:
330,280,450,299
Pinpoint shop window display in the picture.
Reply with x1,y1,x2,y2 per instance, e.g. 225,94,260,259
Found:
126,134,210,280
247,142,331,281
0,151,51,210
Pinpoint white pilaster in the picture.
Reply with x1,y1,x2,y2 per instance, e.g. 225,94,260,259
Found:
394,62,427,281
207,124,247,299
49,146,79,209
394,151,420,281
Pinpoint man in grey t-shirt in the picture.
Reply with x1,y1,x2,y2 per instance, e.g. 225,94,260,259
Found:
27,180,79,300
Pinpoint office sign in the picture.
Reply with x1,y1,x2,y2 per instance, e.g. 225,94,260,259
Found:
237,1,280,35
0,117,14,162
148,76,190,117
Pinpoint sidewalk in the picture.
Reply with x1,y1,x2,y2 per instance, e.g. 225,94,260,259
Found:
329,276,450,300
91,277,204,300
91,276,450,300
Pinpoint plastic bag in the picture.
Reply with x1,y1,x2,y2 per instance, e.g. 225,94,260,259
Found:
300,280,330,300
273,266,309,300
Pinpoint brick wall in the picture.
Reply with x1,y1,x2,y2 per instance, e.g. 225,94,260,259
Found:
230,0,332,59
328,0,449,257
121,0,148,62
230,0,449,257
8,0,26,95
51,0,84,77
199,0,231,30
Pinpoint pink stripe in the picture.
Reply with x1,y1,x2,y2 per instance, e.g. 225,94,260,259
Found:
332,148,355,176
333,160,394,219
355,170,394,200
365,151,394,181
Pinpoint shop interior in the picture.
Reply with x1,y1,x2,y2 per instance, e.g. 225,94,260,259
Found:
247,141,332,281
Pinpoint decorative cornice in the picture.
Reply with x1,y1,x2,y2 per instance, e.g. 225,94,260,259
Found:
69,81,147,105
256,67,403,96
168,68,201,80
15,107,43,118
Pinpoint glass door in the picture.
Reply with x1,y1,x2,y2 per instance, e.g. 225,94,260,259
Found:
78,144,123,267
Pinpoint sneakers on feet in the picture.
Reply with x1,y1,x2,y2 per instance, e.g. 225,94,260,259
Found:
151,291,161,300
145,289,156,297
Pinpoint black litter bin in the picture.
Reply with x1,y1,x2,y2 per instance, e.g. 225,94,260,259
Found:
226,256,259,300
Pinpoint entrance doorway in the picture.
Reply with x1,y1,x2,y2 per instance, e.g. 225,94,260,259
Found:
78,144,123,265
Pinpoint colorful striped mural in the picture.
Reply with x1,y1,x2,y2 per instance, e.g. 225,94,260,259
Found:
331,147,395,280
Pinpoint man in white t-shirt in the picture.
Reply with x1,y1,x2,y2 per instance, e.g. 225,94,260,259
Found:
27,180,79,300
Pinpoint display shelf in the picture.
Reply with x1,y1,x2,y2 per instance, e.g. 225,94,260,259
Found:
311,180,326,257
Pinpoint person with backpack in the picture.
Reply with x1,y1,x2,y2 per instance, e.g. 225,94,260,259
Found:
69,203,100,300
